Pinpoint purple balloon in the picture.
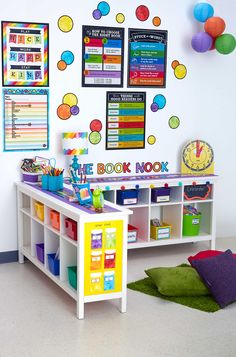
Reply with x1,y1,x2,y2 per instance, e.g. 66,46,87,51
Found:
191,32,213,53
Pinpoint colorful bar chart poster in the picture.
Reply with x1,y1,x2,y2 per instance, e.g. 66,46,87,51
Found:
82,26,124,87
106,92,146,150
1,21,49,86
3,88,49,151
128,28,168,88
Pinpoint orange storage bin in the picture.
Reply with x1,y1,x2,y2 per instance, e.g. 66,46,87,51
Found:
34,201,44,221
50,209,60,230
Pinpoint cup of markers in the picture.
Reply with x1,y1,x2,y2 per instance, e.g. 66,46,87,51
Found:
41,166,64,192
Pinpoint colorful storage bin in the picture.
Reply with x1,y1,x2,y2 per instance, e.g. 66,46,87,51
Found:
128,224,138,243
183,214,201,236
50,209,60,230
116,189,138,205
151,187,171,203
68,266,77,290
36,243,44,263
34,201,44,221
47,253,60,276
65,218,77,241
150,222,171,240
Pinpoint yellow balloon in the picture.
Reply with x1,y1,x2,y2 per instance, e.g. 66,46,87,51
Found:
58,15,73,33
174,64,187,79
63,93,78,107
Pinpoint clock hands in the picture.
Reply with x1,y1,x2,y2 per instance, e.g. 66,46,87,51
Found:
196,140,203,158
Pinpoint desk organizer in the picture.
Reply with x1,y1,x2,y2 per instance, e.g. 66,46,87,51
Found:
47,253,60,275
65,218,77,241
116,189,139,205
34,201,44,221
22,171,39,184
128,224,138,243
36,243,44,263
151,187,171,203
150,222,171,240
42,174,63,191
183,214,201,236
50,210,60,230
68,266,77,290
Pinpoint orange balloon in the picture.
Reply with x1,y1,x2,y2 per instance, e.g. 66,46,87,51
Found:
171,60,179,69
57,104,71,120
57,60,67,71
204,17,226,38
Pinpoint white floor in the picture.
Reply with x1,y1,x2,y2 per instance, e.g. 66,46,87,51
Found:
1,238,236,357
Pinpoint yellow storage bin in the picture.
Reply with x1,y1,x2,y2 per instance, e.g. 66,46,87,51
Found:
150,222,171,240
34,201,44,221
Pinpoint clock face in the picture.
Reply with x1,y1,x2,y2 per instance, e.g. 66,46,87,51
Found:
182,140,214,172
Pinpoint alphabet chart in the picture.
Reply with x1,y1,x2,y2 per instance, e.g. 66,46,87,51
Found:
2,21,49,86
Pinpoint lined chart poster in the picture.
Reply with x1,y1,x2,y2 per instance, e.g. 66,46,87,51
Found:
128,28,167,88
106,92,146,150
3,88,49,151
82,26,124,87
1,21,49,86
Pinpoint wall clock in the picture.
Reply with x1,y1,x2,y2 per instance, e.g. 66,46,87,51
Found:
181,140,214,175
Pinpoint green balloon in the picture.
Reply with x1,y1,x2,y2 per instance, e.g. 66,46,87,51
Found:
215,33,236,55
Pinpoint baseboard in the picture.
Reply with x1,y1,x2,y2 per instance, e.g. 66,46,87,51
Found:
0,250,18,263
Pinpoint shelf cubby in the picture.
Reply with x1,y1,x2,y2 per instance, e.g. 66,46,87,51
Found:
31,220,44,257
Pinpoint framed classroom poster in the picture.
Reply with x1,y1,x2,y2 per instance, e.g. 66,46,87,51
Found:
128,28,168,88
82,26,124,87
3,88,49,151
106,92,146,150
1,21,49,86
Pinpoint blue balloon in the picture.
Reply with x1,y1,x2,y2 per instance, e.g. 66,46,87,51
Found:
61,51,74,65
193,3,214,22
97,1,110,16
153,94,166,109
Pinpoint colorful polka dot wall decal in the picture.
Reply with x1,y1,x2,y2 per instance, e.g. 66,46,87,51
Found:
93,9,102,20
57,60,67,71
174,64,187,79
98,1,110,16
147,135,156,145
152,16,161,27
90,119,102,132
169,116,180,129
61,50,74,65
150,102,159,112
136,5,150,21
153,94,166,110
57,93,80,120
171,60,179,70
89,131,102,145
58,15,73,32
63,93,78,107
116,13,125,24
57,104,71,120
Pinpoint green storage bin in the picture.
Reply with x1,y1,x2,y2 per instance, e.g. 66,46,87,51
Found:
67,266,77,290
183,214,201,236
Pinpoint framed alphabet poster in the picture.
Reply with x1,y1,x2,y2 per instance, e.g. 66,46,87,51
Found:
1,21,49,86
3,88,49,151
106,92,146,150
82,25,124,87
128,28,167,88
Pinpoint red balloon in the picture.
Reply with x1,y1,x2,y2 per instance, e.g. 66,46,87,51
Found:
204,17,226,38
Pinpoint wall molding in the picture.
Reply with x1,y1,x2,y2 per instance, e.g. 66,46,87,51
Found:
0,250,18,264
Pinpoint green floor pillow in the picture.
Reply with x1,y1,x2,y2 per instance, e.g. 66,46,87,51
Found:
145,265,210,297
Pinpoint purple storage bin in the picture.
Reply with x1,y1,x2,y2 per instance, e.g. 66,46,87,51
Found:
22,171,39,183
36,243,44,263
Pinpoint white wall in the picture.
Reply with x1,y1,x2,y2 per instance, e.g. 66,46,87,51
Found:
1,0,236,252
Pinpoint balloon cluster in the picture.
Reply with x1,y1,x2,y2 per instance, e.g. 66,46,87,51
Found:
191,3,236,55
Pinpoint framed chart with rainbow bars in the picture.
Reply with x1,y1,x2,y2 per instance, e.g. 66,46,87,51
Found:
1,21,49,87
3,88,49,151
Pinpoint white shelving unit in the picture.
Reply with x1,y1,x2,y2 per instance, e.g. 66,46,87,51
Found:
16,182,132,319
88,174,217,250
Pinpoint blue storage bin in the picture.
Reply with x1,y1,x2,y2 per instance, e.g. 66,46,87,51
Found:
151,187,171,203
47,253,60,276
116,189,138,205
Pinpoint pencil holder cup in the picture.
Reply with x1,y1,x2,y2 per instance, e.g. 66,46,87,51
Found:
48,176,60,192
58,174,63,190
42,175,49,190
